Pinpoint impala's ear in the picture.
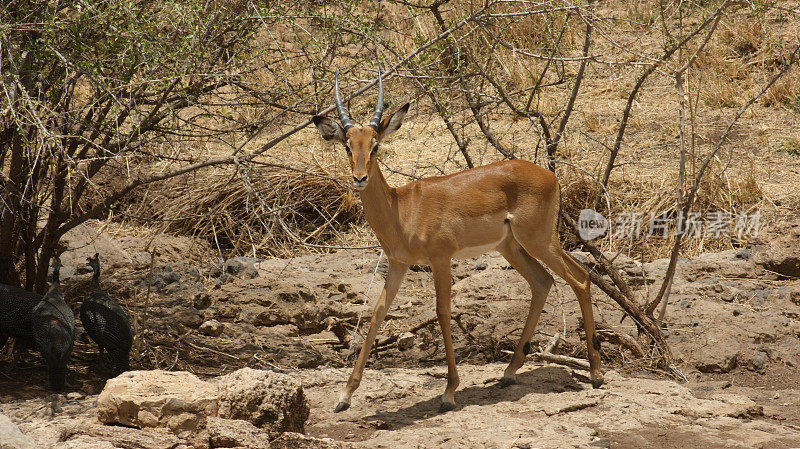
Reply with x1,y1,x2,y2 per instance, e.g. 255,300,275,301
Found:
377,103,409,141
312,116,346,143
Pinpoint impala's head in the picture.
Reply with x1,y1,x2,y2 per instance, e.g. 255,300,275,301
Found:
312,69,409,191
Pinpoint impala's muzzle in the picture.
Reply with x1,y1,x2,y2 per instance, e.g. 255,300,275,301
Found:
353,174,369,190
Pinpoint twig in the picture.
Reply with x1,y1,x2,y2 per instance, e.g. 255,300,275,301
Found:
530,352,590,370
594,321,645,358
543,332,561,354
374,316,439,350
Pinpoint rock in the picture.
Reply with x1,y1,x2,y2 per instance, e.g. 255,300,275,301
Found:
224,257,262,278
96,370,219,433
194,292,213,310
199,319,224,337
270,432,344,449
155,266,181,288
0,413,37,449
790,287,800,305
206,417,270,449
696,350,739,373
186,267,201,283
209,263,223,278
224,259,246,276
58,422,183,449
687,393,765,419
690,250,756,279
735,248,751,260
747,350,769,373
397,332,415,350
60,224,138,278
215,304,241,320
177,309,203,328
216,368,309,438
131,265,184,291
242,266,259,279
753,238,800,278
253,310,288,327
589,437,611,448
273,285,316,303
218,273,233,285
475,262,488,271
54,436,116,449
756,252,800,277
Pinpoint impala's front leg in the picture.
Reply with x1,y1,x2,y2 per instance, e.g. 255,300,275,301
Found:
334,260,408,413
431,258,459,413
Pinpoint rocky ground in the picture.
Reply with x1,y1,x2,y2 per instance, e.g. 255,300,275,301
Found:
1,220,800,448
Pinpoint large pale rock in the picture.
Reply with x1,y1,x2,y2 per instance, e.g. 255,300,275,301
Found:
270,433,344,449
53,436,116,449
58,422,183,449
216,368,309,438
96,370,219,433
755,248,800,277
752,224,800,277
206,417,270,449
694,343,739,373
0,413,36,449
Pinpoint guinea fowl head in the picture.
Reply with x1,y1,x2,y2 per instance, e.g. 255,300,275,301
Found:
87,253,101,282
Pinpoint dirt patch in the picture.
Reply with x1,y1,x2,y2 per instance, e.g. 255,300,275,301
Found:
296,365,799,449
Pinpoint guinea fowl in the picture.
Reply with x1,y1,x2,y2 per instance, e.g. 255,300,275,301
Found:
31,258,76,390
0,283,42,366
80,253,132,375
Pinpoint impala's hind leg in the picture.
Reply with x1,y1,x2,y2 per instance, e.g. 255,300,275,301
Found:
497,238,553,387
536,245,603,387
510,225,603,388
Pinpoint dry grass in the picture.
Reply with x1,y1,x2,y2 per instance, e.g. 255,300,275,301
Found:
144,163,362,258
764,67,800,111
625,0,658,28
108,1,800,263
720,16,765,58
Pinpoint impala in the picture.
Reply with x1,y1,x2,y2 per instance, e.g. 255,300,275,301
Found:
312,70,603,413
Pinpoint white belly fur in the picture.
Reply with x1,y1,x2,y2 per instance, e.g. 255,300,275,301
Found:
452,221,510,259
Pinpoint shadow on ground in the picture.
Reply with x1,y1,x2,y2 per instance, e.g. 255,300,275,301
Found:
362,365,584,430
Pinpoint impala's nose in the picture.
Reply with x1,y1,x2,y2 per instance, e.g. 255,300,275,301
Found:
353,175,368,190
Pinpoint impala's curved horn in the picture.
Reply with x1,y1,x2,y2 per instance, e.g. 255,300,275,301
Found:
334,71,354,132
367,66,384,131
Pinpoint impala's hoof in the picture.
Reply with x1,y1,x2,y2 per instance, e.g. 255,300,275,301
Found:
591,375,604,389
334,402,350,413
499,377,517,388
438,401,455,413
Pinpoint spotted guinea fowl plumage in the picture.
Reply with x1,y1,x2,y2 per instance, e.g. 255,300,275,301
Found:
80,253,132,375
0,283,42,352
31,258,76,390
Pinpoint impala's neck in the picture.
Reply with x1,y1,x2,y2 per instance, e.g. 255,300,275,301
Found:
358,163,401,249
